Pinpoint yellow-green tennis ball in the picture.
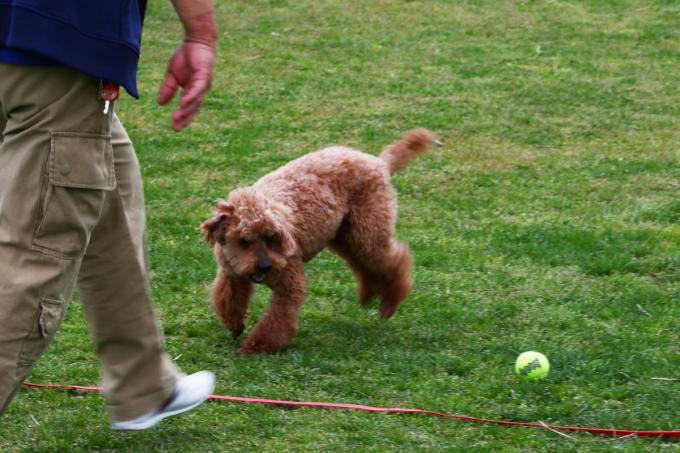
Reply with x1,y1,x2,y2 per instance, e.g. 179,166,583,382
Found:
515,351,550,380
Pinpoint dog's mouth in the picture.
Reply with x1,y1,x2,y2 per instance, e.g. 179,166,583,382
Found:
250,272,266,284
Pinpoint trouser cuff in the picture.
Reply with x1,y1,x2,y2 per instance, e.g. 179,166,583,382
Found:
107,372,178,422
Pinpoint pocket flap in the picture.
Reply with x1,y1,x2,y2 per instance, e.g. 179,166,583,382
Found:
39,298,64,337
50,132,115,190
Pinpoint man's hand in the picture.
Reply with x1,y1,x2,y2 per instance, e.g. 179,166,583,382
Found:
158,41,215,131
158,0,217,131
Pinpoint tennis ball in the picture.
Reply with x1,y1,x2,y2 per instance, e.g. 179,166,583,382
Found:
515,351,550,380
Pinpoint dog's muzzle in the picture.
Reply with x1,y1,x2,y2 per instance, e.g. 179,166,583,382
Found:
251,249,273,283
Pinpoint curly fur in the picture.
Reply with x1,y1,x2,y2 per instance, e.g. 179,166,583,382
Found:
201,128,438,353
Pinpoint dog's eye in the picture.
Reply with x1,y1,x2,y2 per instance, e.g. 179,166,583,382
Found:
265,233,279,244
239,238,252,248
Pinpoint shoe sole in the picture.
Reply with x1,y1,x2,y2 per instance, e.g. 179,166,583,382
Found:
112,397,208,431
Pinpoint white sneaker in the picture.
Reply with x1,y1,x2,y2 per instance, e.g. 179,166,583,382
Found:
111,371,215,431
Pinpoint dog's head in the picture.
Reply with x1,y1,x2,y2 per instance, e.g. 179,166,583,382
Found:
201,188,297,283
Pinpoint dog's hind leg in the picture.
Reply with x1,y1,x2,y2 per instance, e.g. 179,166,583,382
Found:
330,224,379,306
375,242,412,319
238,259,308,354
212,271,254,338
334,183,413,319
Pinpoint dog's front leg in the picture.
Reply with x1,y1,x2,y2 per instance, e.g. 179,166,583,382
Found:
212,270,254,338
238,259,307,354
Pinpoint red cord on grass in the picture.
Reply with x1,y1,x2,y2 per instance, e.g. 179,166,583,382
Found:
22,382,680,438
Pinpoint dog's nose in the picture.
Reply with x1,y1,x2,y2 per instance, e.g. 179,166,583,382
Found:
256,249,272,273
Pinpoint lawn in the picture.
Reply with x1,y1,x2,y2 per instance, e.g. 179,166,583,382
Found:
2,0,679,451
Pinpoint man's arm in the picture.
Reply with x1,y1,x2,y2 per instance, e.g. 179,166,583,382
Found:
171,0,218,46
158,0,218,131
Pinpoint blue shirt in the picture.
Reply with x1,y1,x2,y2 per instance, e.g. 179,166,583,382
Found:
0,47,57,65
0,0,147,98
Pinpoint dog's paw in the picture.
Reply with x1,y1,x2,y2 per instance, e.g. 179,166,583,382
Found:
226,322,245,339
237,337,283,354
236,345,258,354
379,303,398,320
237,343,270,354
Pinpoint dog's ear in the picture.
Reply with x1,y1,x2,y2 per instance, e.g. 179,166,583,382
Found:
201,201,234,245
267,200,297,257
215,199,232,213
280,226,297,257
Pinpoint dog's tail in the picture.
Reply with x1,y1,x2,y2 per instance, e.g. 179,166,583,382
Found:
379,128,440,174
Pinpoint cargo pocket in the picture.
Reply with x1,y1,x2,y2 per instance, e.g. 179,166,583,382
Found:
17,298,67,368
33,132,115,259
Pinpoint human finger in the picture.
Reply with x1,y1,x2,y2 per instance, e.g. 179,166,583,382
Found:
172,104,201,131
158,71,180,105
179,74,211,109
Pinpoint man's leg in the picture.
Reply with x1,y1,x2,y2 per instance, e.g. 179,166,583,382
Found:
0,63,110,414
0,94,6,142
76,114,180,421
0,62,211,426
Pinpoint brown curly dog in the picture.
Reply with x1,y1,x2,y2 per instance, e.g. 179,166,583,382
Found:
201,129,438,353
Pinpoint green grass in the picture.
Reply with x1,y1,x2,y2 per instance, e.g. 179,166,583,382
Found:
2,0,679,451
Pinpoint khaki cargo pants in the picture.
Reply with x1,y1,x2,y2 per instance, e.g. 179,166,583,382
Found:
0,63,179,421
